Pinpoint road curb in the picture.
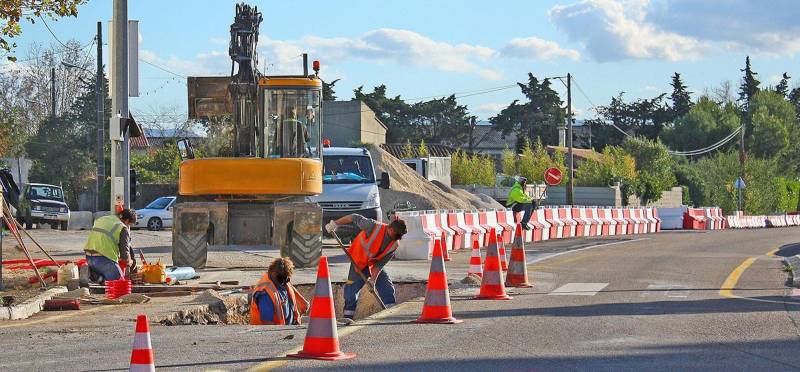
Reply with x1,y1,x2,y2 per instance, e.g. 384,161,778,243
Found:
0,286,68,321
783,255,800,288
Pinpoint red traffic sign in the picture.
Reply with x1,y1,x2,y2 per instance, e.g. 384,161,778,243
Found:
544,167,563,186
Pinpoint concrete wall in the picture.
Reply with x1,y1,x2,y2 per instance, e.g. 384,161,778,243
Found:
542,186,621,206
322,100,387,147
425,157,451,187
0,157,32,187
628,187,684,208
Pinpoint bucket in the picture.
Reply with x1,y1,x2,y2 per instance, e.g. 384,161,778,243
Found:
57,263,79,286
142,260,166,284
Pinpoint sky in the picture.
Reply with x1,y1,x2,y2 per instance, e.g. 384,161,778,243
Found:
7,0,800,124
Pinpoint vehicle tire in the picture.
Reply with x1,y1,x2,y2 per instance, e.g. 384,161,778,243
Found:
24,219,32,230
283,226,321,269
60,221,68,231
172,232,208,269
51,223,58,230
147,217,163,231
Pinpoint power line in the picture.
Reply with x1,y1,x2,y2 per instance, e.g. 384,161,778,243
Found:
39,16,70,49
139,59,187,78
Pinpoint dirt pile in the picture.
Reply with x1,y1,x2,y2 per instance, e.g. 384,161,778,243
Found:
368,145,503,212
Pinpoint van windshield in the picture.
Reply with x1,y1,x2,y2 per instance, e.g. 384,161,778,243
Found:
322,156,375,184
28,185,63,201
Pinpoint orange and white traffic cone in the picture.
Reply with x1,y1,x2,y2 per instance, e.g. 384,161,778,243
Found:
129,314,155,372
466,240,483,278
288,256,356,361
414,240,462,324
505,224,533,288
440,232,451,261
474,228,513,300
498,233,509,271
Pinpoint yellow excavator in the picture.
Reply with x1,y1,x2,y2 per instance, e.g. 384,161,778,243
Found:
173,3,323,268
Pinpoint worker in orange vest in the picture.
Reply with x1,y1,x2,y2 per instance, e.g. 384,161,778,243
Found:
326,214,407,324
250,257,309,325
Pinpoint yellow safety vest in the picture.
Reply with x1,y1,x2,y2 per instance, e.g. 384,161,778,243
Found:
84,215,124,261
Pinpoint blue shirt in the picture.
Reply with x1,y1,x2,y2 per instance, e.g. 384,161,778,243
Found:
255,284,294,324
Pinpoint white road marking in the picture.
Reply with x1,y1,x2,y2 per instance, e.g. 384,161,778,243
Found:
643,283,690,298
549,282,609,296
527,238,650,265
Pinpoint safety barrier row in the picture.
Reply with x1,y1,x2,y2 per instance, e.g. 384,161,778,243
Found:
725,212,800,229
683,207,726,230
394,206,661,260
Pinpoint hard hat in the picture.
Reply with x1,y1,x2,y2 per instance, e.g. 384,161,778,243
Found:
518,176,527,184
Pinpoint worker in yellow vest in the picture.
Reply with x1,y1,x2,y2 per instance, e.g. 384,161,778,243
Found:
326,214,407,324
250,257,309,325
84,209,137,283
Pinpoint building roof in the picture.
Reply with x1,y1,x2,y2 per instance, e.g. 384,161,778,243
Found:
380,143,457,158
546,145,602,162
132,128,205,150
130,131,150,149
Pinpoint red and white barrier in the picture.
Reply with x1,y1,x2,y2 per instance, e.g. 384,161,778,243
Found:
465,211,486,247
544,207,565,239
452,211,473,249
530,208,549,242
571,207,590,237
598,208,616,236
557,207,578,238
612,208,628,235
446,211,466,251
496,210,515,243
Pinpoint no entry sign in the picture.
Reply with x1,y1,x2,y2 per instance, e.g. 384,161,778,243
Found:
544,167,563,186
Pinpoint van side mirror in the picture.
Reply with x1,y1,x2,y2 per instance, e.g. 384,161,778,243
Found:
380,172,390,189
177,138,195,160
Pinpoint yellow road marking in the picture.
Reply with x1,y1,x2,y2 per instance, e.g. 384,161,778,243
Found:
247,300,418,372
719,247,783,300
0,304,112,329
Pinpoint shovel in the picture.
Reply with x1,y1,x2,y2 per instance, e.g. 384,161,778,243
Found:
330,230,387,310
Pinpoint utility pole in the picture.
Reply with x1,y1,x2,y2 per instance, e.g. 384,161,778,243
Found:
96,21,104,212
739,114,746,212
50,67,56,117
566,73,574,206
110,0,130,211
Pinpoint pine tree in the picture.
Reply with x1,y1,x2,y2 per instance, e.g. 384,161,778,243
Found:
417,139,429,157
322,79,340,101
738,56,761,111
402,139,415,158
775,73,791,98
670,72,692,120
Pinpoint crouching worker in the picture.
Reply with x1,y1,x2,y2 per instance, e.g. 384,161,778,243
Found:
507,176,535,230
325,214,407,324
250,257,309,325
83,209,137,283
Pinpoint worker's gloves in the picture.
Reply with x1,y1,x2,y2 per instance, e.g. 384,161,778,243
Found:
325,220,338,234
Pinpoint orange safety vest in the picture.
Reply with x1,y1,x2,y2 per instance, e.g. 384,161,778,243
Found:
348,223,397,272
249,274,309,325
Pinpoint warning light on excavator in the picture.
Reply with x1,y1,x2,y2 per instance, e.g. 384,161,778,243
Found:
322,138,331,147
313,60,320,73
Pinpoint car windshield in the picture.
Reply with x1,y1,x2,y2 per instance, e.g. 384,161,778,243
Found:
145,197,173,209
322,156,375,184
29,185,63,201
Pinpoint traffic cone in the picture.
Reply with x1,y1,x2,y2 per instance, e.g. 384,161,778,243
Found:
129,314,155,372
414,240,462,324
288,256,356,361
505,224,533,288
474,229,513,300
440,232,451,261
497,233,509,271
466,240,483,278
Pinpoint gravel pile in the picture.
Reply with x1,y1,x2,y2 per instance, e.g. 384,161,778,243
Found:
368,145,504,213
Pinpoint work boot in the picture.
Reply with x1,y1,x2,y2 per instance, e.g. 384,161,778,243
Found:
340,317,355,326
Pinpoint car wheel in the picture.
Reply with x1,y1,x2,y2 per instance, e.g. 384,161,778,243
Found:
147,217,163,231
60,221,68,231
51,223,58,230
24,218,32,229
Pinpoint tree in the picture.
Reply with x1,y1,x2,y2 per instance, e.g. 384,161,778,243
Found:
670,72,692,120
661,96,740,154
417,139,429,157
588,92,671,149
576,146,637,202
0,0,85,60
131,141,180,183
491,73,565,150
775,73,791,98
354,85,412,143
401,139,414,158
322,78,340,101
621,138,676,205
747,90,796,159
409,94,471,145
738,56,760,111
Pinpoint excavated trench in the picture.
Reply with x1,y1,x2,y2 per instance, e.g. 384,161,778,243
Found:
157,281,427,326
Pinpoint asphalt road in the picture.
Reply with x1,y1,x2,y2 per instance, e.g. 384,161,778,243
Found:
1,227,799,371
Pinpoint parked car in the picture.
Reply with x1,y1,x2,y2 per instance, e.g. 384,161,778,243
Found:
17,183,70,230
134,196,176,231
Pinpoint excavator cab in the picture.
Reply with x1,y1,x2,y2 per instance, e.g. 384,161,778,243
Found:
261,78,322,159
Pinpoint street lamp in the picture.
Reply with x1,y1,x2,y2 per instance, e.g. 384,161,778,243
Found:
62,58,105,213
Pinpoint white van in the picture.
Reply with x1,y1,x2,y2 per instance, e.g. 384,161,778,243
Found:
311,147,390,239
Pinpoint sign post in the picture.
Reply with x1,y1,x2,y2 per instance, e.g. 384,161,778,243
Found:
734,177,746,212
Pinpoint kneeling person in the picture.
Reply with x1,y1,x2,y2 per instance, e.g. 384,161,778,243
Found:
250,257,309,325
83,209,136,283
